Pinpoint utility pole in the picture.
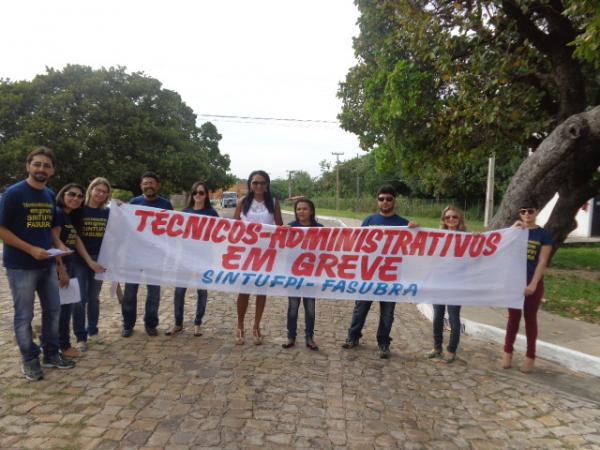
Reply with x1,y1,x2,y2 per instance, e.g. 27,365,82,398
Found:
484,153,495,229
332,152,344,211
286,170,296,200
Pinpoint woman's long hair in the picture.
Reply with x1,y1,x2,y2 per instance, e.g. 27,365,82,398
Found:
241,170,275,215
85,177,112,208
439,205,467,231
294,198,318,225
56,183,86,234
186,180,214,210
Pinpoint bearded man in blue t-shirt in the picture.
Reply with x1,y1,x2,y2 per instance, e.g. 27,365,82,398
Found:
121,171,173,338
0,147,76,380
341,185,418,359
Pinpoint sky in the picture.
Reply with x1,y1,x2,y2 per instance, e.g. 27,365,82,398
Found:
2,0,362,181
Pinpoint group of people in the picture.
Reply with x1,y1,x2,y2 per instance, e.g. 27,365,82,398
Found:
0,146,552,381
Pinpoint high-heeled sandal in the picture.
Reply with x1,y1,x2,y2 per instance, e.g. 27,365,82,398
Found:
252,328,263,345
235,328,244,345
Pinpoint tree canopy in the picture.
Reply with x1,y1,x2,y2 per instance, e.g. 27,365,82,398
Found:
0,65,234,194
338,0,600,202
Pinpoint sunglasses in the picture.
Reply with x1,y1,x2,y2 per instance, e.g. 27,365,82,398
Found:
251,181,267,186
378,196,394,202
444,215,459,220
519,208,536,215
193,191,206,196
65,192,84,199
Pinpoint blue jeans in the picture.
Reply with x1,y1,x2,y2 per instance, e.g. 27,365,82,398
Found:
287,297,316,341
347,300,396,347
58,260,77,350
6,265,60,362
122,283,161,330
73,256,103,342
173,287,207,327
433,304,462,353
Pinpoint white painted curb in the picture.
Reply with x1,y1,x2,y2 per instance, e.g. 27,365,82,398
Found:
416,303,600,377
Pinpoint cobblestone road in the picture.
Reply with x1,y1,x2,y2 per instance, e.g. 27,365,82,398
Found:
1,267,600,449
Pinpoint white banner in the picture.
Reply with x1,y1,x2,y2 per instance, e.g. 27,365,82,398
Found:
97,204,527,307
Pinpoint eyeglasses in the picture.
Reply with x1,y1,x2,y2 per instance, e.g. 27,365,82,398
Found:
251,181,267,186
378,196,394,202
65,192,84,199
193,191,206,196
519,208,536,215
444,215,459,220
30,161,53,169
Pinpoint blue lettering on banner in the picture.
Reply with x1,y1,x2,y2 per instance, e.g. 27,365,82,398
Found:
200,270,418,297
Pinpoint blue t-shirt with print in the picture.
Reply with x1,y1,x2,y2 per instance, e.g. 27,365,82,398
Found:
361,213,409,227
0,180,55,269
288,220,324,228
130,195,173,210
183,206,219,217
526,227,553,281
54,207,77,266
80,206,110,256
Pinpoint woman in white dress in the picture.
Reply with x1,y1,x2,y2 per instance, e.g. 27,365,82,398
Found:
233,170,283,345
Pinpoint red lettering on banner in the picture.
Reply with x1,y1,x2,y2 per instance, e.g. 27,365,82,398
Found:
166,214,184,237
222,245,244,269
151,212,170,235
337,255,358,279
269,227,288,248
469,234,486,257
135,209,155,231
483,232,502,255
315,254,338,277
291,253,315,276
391,230,413,255
326,228,342,252
334,229,361,252
183,215,207,239
211,219,231,243
287,228,304,248
362,229,383,253
454,234,472,257
439,233,453,256
242,223,261,245
409,231,428,256
301,228,332,251
361,255,383,280
228,221,245,244
203,217,217,241
426,232,445,255
379,257,403,281
241,247,276,271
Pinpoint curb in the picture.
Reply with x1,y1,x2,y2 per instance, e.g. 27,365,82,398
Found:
416,304,600,378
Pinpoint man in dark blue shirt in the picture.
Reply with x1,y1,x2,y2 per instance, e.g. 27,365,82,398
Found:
121,172,174,337
342,185,417,359
0,147,75,380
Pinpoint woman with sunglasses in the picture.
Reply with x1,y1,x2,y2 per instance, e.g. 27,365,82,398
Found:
166,181,218,337
282,199,322,351
73,177,111,352
503,200,552,373
233,170,283,345
52,183,105,358
426,205,467,364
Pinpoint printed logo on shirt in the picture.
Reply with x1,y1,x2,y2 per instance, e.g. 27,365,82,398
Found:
82,217,108,238
63,224,77,247
23,202,53,229
527,240,541,261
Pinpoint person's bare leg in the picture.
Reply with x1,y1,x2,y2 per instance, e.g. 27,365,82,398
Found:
253,295,267,344
236,293,250,344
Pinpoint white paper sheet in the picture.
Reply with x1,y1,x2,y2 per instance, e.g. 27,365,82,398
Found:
59,278,81,305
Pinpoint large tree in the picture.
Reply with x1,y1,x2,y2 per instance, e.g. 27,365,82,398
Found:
338,0,600,246
0,65,234,194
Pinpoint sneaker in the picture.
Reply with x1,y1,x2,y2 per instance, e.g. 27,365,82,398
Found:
121,328,133,338
42,354,76,369
21,359,44,381
61,347,81,358
88,334,105,345
342,339,359,349
378,345,391,359
76,341,88,352
145,327,158,337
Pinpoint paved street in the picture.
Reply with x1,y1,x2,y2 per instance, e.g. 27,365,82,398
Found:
2,267,600,450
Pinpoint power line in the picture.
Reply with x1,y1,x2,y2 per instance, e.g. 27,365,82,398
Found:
197,113,338,124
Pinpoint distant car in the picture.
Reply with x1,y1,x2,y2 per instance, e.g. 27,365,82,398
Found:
221,192,237,208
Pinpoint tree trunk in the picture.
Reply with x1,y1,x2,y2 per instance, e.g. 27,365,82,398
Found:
490,106,600,255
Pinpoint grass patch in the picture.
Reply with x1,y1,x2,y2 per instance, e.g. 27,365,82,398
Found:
543,272,600,324
550,245,600,271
